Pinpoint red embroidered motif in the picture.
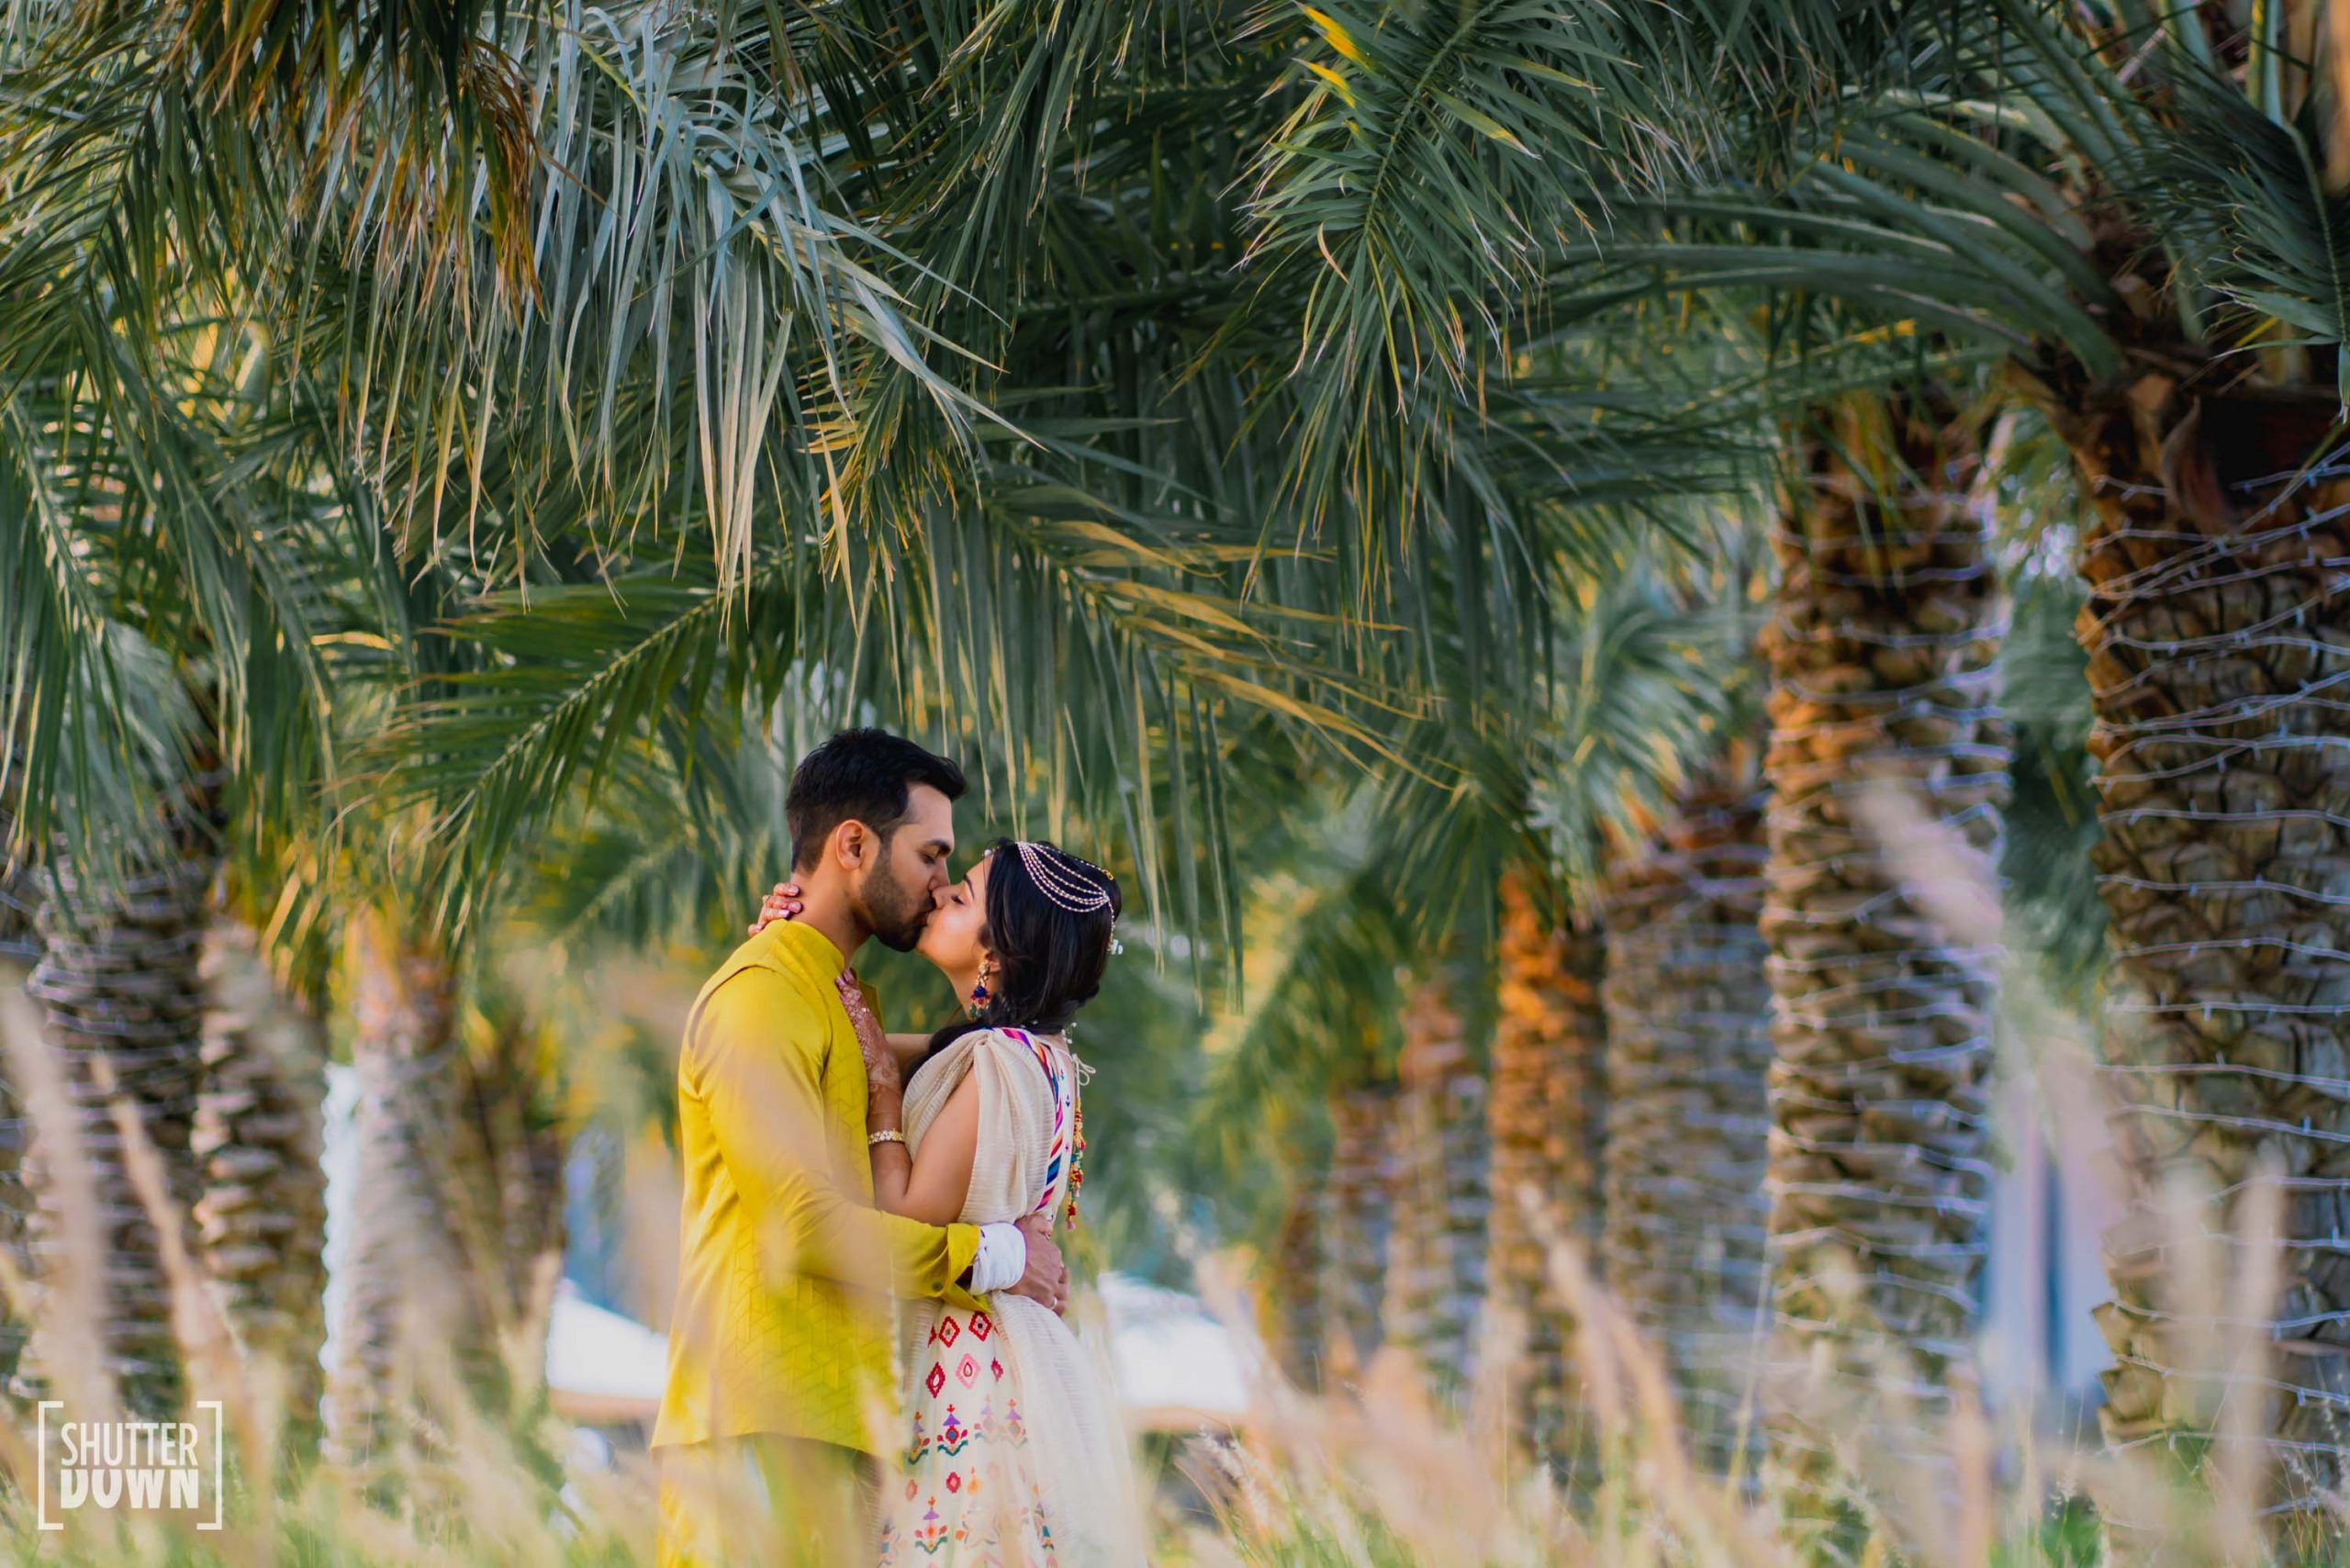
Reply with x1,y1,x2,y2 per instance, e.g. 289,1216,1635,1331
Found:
956,1352,979,1386
924,1361,946,1397
969,1312,993,1340
937,1316,961,1347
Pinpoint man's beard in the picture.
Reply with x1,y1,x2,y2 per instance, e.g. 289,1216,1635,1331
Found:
858,860,933,953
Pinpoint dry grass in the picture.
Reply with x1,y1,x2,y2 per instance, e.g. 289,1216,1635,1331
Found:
0,876,2346,1567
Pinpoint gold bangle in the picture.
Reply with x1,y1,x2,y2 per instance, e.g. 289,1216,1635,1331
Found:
867,1128,906,1148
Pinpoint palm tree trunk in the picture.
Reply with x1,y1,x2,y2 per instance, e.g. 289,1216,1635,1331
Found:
448,1013,568,1412
16,779,223,1419
1260,1187,1326,1390
1483,868,1605,1466
1323,1078,1395,1385
1756,390,2009,1519
2047,376,2350,1513
196,919,329,1462
1380,973,1489,1404
1599,765,1774,1473
325,909,503,1493
0,853,37,1385
0,859,33,974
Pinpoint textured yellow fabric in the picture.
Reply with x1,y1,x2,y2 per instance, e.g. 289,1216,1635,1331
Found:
652,919,982,1460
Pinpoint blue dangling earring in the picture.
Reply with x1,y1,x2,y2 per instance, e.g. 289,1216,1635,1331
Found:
966,960,993,1019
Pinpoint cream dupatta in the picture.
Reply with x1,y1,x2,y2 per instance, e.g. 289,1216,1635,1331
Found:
885,1028,1146,1567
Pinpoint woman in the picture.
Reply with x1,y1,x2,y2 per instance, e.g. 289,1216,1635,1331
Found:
752,840,1147,1568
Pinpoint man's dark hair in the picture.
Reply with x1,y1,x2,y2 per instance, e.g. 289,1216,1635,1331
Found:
786,729,967,872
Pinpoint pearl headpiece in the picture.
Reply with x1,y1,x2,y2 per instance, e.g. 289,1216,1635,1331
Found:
1011,841,1122,954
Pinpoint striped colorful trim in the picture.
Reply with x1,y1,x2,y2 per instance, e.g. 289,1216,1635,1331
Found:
1002,1028,1074,1219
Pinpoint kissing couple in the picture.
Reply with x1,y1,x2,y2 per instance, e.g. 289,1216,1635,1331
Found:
651,728,1147,1568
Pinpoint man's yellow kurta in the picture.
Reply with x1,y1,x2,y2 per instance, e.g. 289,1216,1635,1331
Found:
653,919,982,1565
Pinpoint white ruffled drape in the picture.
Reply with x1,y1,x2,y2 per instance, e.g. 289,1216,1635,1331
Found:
880,1028,1146,1568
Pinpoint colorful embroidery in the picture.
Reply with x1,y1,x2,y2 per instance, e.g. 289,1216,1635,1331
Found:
905,1409,930,1468
1003,1028,1081,1229
885,1033,1091,1567
913,1497,947,1556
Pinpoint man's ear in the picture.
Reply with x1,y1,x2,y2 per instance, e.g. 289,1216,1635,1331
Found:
832,819,872,870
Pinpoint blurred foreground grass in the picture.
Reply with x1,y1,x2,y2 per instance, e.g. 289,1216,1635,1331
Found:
0,1232,2321,1568
0,860,2336,1567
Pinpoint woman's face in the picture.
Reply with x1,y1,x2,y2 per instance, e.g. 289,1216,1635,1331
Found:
915,850,992,976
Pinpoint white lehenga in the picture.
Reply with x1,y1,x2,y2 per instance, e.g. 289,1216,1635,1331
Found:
878,1027,1147,1568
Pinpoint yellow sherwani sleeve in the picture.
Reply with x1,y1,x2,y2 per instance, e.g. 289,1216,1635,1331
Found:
692,972,983,1301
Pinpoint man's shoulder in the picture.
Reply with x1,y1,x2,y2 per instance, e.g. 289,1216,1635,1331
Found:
709,924,838,993
689,932,838,1040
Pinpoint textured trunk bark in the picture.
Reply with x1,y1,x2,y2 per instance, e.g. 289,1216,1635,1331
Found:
1260,1187,1326,1391
1380,974,1489,1403
196,919,329,1460
0,859,32,971
1483,868,1605,1466
1599,767,1774,1473
325,911,503,1493
2049,373,2350,1517
0,853,36,1385
17,778,222,1419
1756,391,2010,1521
448,1014,568,1409
1323,1078,1395,1385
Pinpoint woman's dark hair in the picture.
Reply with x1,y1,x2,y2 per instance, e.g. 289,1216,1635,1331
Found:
923,838,1121,1064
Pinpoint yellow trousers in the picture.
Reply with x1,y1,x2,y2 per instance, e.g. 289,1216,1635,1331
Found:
656,1436,880,1568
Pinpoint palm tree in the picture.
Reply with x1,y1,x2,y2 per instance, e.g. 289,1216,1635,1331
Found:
1324,1077,1399,1386
195,919,330,1461
1598,758,1774,1473
0,861,29,974
1382,969,1490,1403
0,848,29,1383
324,909,506,1493
17,768,224,1418
1261,1185,1329,1392
1753,390,2010,1520
1484,869,1606,1466
1546,1,2350,1511
448,1003,570,1413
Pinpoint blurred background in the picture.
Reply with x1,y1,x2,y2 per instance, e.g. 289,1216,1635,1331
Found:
5,0,2350,1562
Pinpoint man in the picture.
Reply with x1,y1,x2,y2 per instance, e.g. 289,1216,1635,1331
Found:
653,729,1067,1568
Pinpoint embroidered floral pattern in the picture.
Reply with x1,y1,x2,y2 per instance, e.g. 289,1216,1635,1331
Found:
905,1409,930,1468
891,1309,1058,1564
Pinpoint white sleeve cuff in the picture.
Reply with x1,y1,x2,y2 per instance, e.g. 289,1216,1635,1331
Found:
968,1222,1027,1295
